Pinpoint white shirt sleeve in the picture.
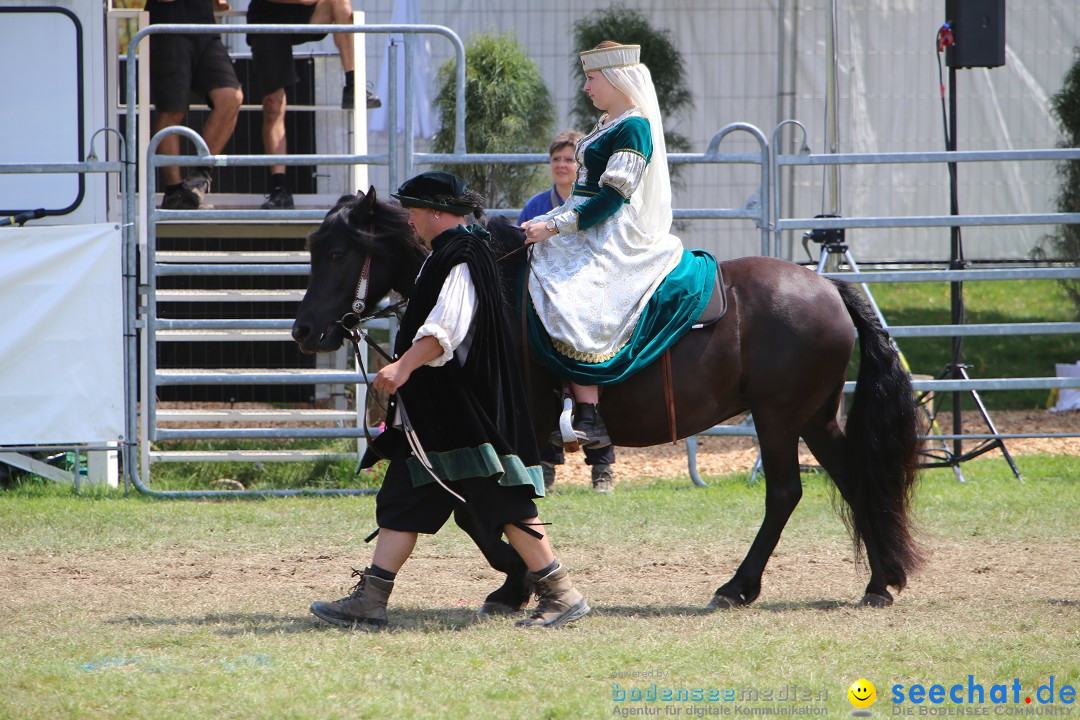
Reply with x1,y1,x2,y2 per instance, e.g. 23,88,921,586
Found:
412,263,477,367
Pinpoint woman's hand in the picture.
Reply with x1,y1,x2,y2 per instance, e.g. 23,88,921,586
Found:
521,220,556,245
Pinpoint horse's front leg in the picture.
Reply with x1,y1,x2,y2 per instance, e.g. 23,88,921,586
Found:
452,506,533,617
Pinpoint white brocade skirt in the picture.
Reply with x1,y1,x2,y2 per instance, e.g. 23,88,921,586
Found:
527,195,683,363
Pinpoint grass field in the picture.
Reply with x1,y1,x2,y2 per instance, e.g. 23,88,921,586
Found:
1,456,1076,720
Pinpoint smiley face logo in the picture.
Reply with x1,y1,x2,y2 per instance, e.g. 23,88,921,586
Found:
848,678,877,709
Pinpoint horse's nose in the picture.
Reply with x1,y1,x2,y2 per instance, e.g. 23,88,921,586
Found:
291,319,311,344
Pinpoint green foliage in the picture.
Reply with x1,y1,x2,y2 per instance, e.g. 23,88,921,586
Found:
570,5,694,157
1037,46,1080,318
431,31,554,208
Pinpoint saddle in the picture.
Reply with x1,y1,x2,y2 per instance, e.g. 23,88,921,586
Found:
691,263,729,328
654,263,729,445
554,264,730,451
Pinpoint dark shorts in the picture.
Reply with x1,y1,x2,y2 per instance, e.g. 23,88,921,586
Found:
375,456,540,536
150,33,241,113
247,1,326,99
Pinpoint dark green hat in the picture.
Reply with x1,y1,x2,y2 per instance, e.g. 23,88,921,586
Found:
391,171,480,215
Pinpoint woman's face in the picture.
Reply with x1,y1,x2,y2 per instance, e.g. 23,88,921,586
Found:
583,70,626,113
549,145,577,187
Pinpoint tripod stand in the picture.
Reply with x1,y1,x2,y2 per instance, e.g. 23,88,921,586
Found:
807,223,1021,482
925,63,1022,481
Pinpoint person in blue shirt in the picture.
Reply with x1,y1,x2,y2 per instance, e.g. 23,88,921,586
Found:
518,128,618,494
517,129,583,227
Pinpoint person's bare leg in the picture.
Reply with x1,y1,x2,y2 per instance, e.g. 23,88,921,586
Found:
311,0,354,73
570,383,599,404
153,111,186,187
503,517,555,572
261,89,287,176
506,517,590,628
202,86,243,155
370,528,418,573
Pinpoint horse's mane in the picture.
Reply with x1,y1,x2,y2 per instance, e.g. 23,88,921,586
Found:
307,193,426,263
478,214,529,305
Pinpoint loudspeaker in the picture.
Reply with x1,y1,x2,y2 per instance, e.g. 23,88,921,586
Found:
945,0,1006,69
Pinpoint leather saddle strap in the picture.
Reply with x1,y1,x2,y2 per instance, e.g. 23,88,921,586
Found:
661,349,677,445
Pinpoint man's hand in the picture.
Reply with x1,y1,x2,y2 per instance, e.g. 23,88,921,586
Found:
213,0,231,11
372,360,412,394
371,336,444,394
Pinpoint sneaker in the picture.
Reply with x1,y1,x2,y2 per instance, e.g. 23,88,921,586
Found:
260,185,294,210
161,186,197,210
180,167,212,208
591,464,614,494
342,81,382,110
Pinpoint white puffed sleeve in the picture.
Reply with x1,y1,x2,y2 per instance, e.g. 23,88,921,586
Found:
599,149,649,198
412,263,477,367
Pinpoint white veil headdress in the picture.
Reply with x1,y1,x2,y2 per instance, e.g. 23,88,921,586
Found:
593,56,676,243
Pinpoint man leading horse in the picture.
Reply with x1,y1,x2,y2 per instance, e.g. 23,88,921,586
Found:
307,171,590,631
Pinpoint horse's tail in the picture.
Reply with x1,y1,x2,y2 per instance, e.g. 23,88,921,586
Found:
832,279,923,590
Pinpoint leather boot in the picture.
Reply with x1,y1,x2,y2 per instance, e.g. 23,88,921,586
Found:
309,567,393,629
591,464,615,493
476,572,536,619
572,403,611,448
515,563,590,629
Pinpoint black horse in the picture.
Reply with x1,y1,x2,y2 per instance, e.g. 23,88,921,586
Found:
292,188,923,610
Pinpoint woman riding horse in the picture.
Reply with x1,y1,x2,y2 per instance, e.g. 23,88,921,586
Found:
522,41,713,451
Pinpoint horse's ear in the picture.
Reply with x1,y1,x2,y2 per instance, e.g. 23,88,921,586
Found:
349,186,378,225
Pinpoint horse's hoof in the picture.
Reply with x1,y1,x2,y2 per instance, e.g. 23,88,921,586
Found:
706,593,742,611
858,592,893,608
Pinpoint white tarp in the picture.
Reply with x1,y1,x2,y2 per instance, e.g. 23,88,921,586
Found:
0,224,124,444
369,0,438,138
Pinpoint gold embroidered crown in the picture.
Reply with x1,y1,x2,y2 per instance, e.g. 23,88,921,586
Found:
579,43,641,72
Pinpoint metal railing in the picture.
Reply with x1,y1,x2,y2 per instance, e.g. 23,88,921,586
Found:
118,25,1080,495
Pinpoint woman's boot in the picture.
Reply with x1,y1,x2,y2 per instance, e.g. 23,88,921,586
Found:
572,402,611,448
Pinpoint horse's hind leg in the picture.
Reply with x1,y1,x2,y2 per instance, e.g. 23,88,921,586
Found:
708,418,802,610
800,404,894,608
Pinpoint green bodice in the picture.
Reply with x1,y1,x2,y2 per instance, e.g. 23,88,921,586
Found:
571,115,653,231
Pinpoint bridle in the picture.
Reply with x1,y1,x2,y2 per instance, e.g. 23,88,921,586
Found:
328,215,537,510
331,218,467,503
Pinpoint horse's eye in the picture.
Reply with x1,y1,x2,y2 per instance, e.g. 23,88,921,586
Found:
329,251,346,264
